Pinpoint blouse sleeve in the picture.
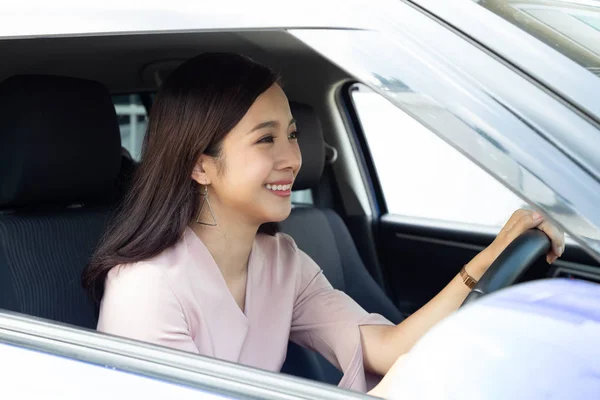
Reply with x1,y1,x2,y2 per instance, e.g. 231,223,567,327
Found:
287,238,394,392
97,263,199,354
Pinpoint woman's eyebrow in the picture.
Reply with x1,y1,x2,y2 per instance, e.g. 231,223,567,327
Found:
249,118,296,133
249,120,279,133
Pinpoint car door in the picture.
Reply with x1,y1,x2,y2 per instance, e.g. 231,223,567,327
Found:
287,1,600,315
0,312,368,400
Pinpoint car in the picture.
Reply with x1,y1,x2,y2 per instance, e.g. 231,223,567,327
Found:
0,0,599,398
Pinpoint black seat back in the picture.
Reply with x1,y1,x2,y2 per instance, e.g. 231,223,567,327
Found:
0,75,121,329
280,103,404,385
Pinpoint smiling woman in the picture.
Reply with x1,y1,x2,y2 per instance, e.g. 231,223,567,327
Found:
81,52,395,393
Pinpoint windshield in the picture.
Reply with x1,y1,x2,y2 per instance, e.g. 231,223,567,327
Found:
474,0,600,78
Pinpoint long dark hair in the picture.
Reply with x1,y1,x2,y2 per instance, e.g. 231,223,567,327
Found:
83,53,280,303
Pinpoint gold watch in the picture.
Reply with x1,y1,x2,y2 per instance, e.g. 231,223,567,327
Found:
460,265,478,289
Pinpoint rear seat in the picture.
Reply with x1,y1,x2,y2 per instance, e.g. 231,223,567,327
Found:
0,75,122,329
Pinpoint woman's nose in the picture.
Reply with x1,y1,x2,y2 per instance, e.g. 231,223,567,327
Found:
277,139,302,173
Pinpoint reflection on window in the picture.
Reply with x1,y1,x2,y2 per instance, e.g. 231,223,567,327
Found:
574,14,600,32
113,94,148,161
475,0,600,78
352,84,526,227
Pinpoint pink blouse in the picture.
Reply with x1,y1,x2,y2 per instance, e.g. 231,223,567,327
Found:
97,227,393,392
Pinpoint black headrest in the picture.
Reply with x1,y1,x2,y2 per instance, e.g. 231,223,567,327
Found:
0,75,121,208
290,102,325,191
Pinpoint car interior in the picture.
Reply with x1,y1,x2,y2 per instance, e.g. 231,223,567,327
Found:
1,30,599,386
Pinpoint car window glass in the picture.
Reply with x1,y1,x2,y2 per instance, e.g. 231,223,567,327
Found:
113,94,148,161
474,0,600,79
351,84,526,227
291,189,313,204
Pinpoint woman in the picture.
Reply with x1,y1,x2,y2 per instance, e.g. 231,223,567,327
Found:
83,52,564,394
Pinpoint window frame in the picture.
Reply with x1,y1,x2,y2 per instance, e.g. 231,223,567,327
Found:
337,82,389,217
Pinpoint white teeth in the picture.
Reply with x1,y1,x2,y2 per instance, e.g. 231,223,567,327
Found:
266,184,291,191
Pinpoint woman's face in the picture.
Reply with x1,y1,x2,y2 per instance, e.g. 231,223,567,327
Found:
194,83,302,227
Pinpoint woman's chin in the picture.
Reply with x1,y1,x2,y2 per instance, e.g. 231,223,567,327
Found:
263,206,293,223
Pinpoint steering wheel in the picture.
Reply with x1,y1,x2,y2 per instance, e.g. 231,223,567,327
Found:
462,229,551,307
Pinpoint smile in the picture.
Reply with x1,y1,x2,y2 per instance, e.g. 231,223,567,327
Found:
265,184,292,191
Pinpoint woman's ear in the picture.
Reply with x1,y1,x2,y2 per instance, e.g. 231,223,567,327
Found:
191,155,212,185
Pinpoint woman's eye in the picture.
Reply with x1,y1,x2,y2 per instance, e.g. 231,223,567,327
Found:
288,131,299,140
257,135,274,144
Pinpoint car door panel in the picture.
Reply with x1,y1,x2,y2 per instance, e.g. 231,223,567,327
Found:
378,216,600,315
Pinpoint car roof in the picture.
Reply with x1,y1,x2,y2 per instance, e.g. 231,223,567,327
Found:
0,0,369,39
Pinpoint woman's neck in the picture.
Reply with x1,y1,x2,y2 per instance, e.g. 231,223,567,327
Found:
190,217,258,281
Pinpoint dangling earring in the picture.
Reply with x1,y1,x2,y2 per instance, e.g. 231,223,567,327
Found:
196,185,217,226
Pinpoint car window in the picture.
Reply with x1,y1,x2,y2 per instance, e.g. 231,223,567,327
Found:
291,189,313,204
113,94,148,161
351,84,526,227
474,0,600,79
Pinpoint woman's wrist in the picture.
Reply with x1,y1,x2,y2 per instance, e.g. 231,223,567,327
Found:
465,250,495,280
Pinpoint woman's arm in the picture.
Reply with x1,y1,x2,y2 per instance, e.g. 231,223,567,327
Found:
360,209,564,376
360,251,488,375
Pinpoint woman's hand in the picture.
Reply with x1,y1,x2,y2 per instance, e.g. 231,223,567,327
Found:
483,209,565,267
